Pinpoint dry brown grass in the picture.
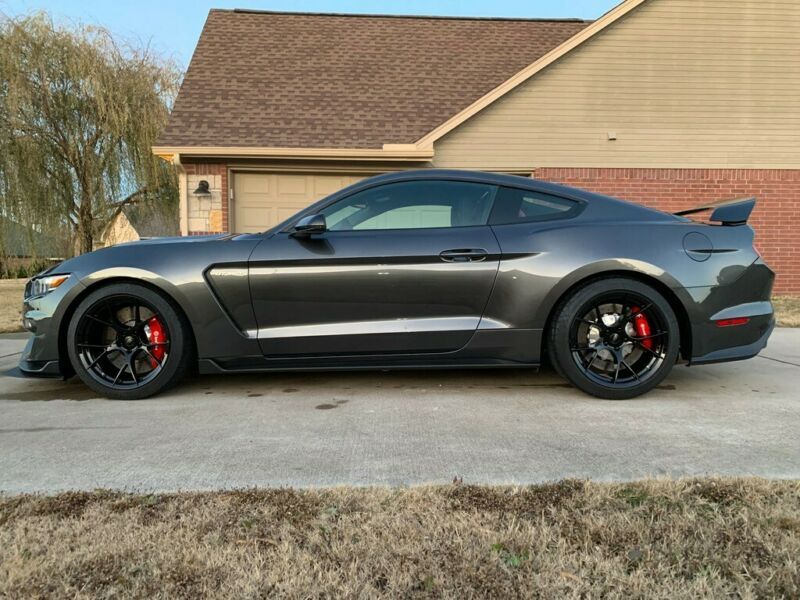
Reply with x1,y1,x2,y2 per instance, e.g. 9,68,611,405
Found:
1,479,798,598
0,279,25,333
773,296,800,328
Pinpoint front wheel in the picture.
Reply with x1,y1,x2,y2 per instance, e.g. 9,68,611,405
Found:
548,277,680,400
67,283,192,399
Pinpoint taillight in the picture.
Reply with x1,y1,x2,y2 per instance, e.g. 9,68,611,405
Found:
715,317,750,327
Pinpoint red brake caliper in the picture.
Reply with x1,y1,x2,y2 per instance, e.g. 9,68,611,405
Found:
631,306,654,350
144,316,167,368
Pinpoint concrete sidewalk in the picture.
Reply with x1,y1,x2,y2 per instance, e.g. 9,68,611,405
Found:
1,330,798,493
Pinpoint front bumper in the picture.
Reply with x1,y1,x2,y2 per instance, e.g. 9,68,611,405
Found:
17,275,86,378
18,336,63,378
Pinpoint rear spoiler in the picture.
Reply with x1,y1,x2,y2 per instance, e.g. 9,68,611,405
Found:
674,197,755,226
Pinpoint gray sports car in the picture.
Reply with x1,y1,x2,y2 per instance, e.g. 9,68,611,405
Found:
19,170,775,400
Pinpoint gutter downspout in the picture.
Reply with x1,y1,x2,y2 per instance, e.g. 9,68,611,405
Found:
172,153,188,236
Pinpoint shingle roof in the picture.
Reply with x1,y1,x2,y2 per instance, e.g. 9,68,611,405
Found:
158,10,591,150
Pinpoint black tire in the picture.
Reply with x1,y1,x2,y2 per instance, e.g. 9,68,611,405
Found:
67,283,193,400
548,277,680,400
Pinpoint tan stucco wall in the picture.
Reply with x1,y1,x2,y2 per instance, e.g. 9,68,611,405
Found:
98,212,139,248
433,0,800,170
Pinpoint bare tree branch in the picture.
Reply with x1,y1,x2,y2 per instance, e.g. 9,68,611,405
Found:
0,13,181,255
103,187,151,224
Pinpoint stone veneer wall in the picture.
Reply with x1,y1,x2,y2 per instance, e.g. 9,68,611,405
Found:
186,173,224,234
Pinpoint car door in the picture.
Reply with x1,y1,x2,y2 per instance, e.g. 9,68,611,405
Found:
248,179,502,357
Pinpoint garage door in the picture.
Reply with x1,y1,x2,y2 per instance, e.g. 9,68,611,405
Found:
232,172,367,233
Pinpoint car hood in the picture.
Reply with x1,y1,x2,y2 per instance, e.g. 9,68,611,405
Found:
51,233,257,276
116,234,233,246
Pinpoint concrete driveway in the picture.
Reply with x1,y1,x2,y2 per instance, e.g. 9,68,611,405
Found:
1,330,798,493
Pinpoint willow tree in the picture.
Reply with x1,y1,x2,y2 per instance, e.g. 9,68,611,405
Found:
0,13,181,255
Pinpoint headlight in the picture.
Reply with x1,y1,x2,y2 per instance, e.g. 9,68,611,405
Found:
26,274,70,299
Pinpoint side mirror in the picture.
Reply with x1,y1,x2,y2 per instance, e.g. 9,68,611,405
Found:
291,213,327,237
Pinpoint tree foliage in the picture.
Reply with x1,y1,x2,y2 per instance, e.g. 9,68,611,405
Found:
0,12,181,264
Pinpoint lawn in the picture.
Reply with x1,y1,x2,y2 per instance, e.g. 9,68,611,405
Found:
0,279,25,334
772,296,800,328
1,479,798,598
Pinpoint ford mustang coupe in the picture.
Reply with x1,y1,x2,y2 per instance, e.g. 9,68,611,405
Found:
19,170,775,400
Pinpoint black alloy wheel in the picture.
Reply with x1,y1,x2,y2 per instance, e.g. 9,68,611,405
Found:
67,283,192,399
569,293,668,388
549,278,680,399
74,295,170,389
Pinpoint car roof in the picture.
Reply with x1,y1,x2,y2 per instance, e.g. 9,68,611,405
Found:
356,169,565,193
350,170,599,206
272,169,679,234
375,170,683,221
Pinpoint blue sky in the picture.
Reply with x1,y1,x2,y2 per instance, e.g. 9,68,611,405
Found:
1,0,617,67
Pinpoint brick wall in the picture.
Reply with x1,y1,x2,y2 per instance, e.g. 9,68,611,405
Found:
183,162,229,234
532,168,800,294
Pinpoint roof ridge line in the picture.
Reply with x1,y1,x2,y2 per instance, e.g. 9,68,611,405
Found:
214,8,590,23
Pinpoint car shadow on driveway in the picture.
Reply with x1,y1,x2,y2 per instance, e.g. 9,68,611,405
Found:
0,364,582,402
0,358,787,403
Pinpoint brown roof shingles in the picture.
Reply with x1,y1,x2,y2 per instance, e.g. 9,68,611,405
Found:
158,10,591,149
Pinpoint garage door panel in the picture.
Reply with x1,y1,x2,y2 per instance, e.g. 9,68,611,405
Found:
233,172,368,233
238,174,269,193
237,209,274,226
277,206,304,222
276,175,309,196
313,176,354,196
239,206,273,221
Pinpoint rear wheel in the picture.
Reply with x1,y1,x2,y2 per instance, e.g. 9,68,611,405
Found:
67,283,192,399
548,277,680,400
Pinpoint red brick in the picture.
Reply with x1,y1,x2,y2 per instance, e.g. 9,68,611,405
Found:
533,168,800,294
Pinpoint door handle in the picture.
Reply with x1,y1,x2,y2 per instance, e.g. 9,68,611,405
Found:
439,248,489,262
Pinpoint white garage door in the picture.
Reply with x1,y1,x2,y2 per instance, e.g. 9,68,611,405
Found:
232,172,367,233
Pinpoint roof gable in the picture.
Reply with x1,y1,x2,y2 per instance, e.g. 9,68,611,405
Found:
157,10,590,150
416,0,647,147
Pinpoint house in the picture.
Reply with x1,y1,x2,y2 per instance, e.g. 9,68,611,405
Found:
98,211,139,248
154,0,800,293
98,204,179,248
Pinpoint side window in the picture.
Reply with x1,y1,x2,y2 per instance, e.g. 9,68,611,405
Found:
321,180,497,231
490,186,579,225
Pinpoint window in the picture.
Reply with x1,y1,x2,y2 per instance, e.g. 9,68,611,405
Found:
321,180,497,231
489,186,579,224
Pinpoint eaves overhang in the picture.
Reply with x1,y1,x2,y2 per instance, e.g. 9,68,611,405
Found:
152,144,434,162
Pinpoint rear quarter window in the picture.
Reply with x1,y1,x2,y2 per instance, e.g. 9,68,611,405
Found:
489,186,581,225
